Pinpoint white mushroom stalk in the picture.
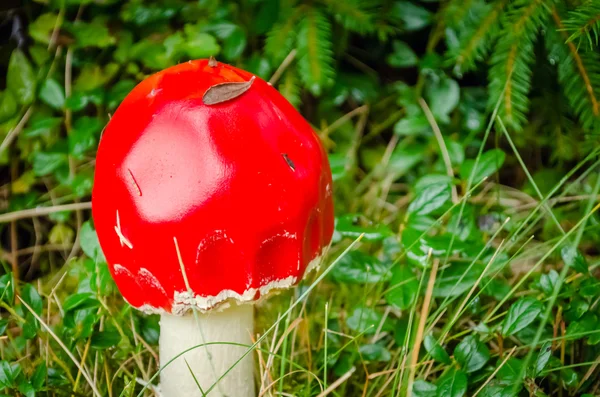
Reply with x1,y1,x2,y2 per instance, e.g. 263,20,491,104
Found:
159,304,255,397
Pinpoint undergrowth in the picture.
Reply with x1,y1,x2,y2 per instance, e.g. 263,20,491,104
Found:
0,0,600,396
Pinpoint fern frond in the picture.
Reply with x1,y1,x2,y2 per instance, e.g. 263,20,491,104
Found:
443,0,476,28
563,0,600,50
549,8,600,131
297,7,335,96
265,1,300,63
321,0,376,33
448,0,508,75
488,0,550,131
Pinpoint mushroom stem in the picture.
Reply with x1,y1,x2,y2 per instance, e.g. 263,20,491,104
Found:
159,303,255,397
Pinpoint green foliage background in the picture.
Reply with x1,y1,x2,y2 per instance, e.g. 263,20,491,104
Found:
0,0,600,396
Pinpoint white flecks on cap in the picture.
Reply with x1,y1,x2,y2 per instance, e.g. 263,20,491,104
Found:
261,230,298,245
114,210,133,249
138,268,167,295
305,252,324,274
138,303,167,315
133,249,325,316
113,263,132,276
195,230,235,265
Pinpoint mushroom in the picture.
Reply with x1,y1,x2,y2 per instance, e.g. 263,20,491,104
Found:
91,58,334,397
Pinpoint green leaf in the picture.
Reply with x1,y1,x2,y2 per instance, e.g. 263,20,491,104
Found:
245,55,273,80
0,274,15,305
436,367,467,397
335,214,394,241
358,344,391,362
331,251,392,284
329,153,348,181
91,329,122,349
67,20,116,48
346,307,389,335
454,335,490,373
385,265,418,310
297,8,335,96
20,284,43,315
387,40,418,68
74,64,119,92
408,183,451,215
482,278,511,301
223,27,247,60
182,25,220,59
539,270,559,296
446,140,465,166
0,320,8,335
502,297,543,337
413,380,437,397
0,91,18,123
425,77,460,123
478,381,520,397
19,381,36,397
69,116,102,159
388,143,426,175
32,152,68,176
0,361,17,388
65,90,103,111
460,149,506,183
107,80,136,110
64,306,98,339
566,313,600,345
80,221,106,263
39,79,65,110
63,292,100,312
119,377,137,397
424,335,451,364
392,2,432,31
565,298,589,322
331,73,378,105
31,361,46,390
393,116,431,136
7,49,37,106
29,13,60,44
561,367,578,387
531,342,552,377
560,246,589,274
496,358,523,383
415,175,453,192
23,117,63,138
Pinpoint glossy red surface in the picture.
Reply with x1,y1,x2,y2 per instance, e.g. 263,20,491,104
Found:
92,59,334,313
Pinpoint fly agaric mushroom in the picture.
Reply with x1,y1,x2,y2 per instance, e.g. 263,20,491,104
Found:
91,58,334,397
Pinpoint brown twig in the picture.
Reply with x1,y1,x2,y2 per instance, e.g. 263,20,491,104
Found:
0,202,92,223
269,49,297,85
0,107,33,155
407,259,440,396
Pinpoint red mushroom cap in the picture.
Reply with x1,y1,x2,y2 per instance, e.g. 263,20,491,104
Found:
92,59,334,314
